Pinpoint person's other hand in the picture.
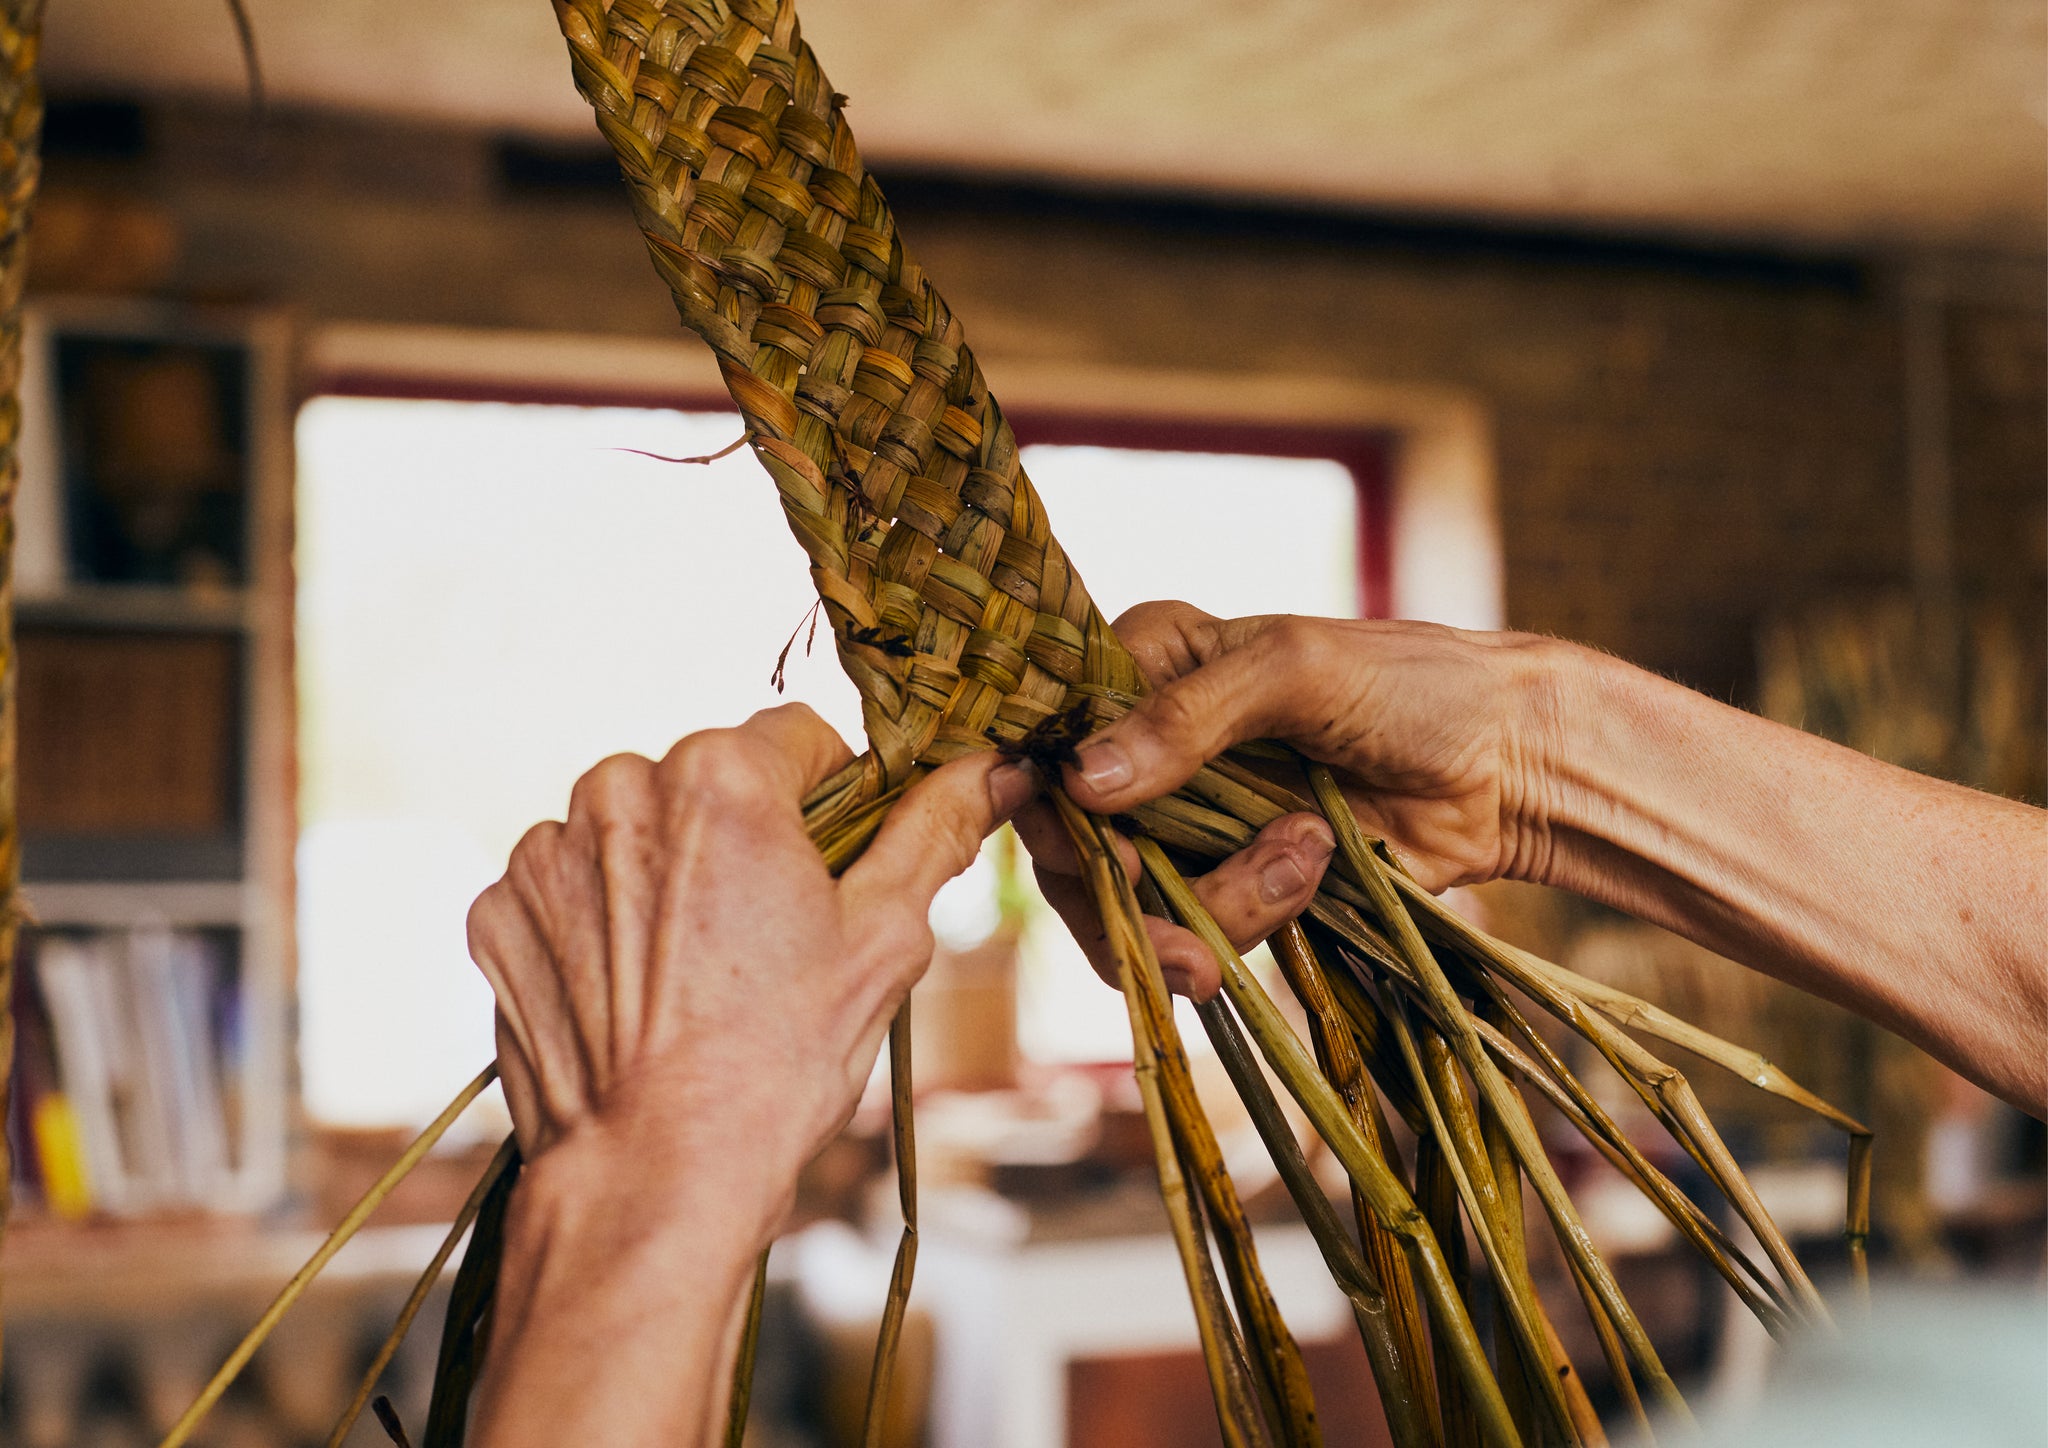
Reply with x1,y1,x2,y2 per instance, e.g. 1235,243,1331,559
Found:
1072,602,1566,890
466,703,1035,1234
1022,602,1567,997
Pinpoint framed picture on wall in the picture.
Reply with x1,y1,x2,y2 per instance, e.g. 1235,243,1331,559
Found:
54,331,251,590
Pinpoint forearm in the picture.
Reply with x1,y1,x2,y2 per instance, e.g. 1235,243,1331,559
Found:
1533,643,2047,1114
470,1133,784,1448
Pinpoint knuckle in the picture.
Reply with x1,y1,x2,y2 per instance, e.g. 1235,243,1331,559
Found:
1403,617,1461,646
927,786,990,859
1113,598,1207,638
1113,600,1217,686
1144,677,1215,747
1179,609,1228,662
754,700,824,731
506,819,565,876
567,751,654,818
863,907,935,979
465,884,507,956
660,729,772,804
1264,614,1326,672
1125,636,1179,690
1111,598,1184,635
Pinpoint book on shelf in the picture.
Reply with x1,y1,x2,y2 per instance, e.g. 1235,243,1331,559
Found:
10,926,242,1218
6,943,92,1220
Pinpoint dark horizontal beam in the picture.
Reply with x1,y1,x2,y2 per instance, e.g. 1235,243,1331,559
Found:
877,169,1871,293
490,134,1868,293
40,94,1870,294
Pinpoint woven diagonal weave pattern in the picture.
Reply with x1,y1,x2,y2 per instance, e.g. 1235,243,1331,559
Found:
555,0,1147,793
0,0,40,1374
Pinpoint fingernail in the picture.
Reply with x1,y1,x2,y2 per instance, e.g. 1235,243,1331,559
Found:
1074,738,1132,793
1291,815,1336,855
1259,850,1311,905
988,760,1038,817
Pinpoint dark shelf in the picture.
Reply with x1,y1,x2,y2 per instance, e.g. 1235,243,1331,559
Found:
16,586,252,633
22,833,245,883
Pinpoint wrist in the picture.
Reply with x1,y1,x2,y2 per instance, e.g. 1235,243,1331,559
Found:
508,1113,790,1270
494,1120,786,1339
1494,633,1596,887
474,1125,774,1448
1506,638,1693,899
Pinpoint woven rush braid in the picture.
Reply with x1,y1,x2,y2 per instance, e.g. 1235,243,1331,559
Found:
552,0,1147,798
0,0,40,1377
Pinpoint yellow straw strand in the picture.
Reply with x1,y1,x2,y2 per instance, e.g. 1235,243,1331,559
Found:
323,1136,519,1448
159,1063,501,1448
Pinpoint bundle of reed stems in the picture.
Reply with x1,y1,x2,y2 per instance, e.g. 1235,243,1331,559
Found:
157,4,1871,1445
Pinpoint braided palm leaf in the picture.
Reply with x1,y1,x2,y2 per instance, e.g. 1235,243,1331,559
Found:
555,0,1146,799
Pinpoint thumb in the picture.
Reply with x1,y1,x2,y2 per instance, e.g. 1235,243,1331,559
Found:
1064,617,1317,814
840,752,1037,927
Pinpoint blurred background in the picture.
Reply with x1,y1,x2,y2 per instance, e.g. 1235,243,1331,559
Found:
4,2,2042,1445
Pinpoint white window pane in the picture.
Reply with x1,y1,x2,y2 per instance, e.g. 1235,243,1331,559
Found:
1020,444,1360,625
1013,444,1360,1063
295,397,860,1127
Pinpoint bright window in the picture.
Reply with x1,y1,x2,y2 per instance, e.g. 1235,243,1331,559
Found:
1005,443,1360,1061
296,397,1362,1125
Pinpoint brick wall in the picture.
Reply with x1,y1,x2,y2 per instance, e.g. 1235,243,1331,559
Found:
1950,298,2048,618
40,102,2043,712
896,206,2040,706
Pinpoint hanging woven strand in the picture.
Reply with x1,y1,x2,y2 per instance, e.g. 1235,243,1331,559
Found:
0,0,40,1387
155,4,1874,1444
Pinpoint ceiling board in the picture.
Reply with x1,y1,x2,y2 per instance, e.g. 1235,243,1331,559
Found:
39,0,2048,246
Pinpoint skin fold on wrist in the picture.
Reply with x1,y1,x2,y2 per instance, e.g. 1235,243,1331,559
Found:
1486,632,1590,889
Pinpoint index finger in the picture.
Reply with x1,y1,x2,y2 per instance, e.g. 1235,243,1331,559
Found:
736,701,859,794
655,701,857,810
1110,600,1282,689
1062,613,1312,814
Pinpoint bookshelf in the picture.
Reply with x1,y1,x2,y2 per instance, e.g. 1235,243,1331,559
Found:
8,295,296,1221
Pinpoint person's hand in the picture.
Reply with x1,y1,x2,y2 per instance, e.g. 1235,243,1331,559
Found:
1022,601,1569,997
466,702,1035,1234
463,704,1034,1448
1070,601,1566,889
